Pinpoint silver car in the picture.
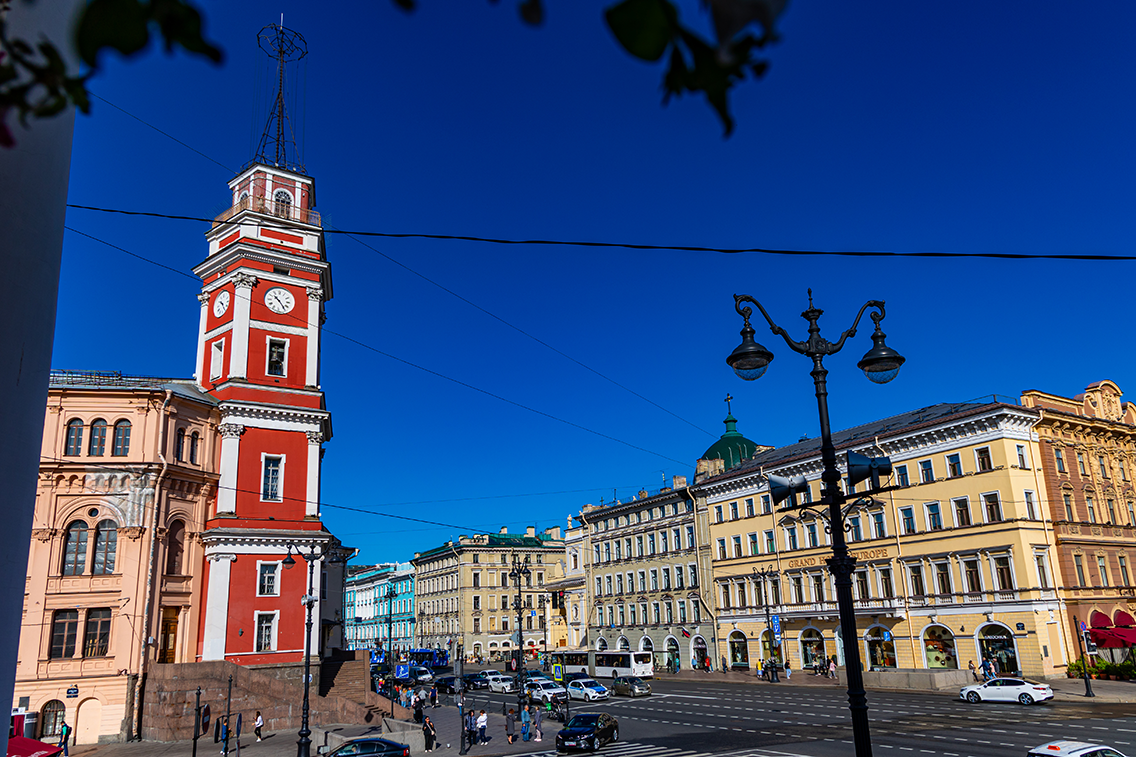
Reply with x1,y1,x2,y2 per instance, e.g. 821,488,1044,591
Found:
611,676,651,697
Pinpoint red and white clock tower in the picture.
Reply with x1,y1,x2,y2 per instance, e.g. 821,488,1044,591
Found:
192,162,335,665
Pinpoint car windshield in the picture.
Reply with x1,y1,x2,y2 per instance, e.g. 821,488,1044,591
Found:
539,682,557,689
625,677,643,684
585,682,604,689
566,715,599,728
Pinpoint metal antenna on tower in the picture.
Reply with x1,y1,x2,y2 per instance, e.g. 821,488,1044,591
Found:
251,22,307,174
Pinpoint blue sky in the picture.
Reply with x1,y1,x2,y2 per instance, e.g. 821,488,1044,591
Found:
57,1,1136,564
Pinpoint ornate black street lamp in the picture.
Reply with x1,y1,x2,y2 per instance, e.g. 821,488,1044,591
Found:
752,565,780,683
508,553,531,673
282,544,325,757
382,583,400,716
726,289,905,757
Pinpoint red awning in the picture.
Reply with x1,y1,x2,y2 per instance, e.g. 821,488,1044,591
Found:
1090,610,1113,628
1110,627,1136,645
1114,609,1136,628
1090,628,1130,648
6,736,63,757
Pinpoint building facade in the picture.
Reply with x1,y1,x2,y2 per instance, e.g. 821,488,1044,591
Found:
412,527,564,663
16,372,221,744
1021,380,1136,657
546,517,587,650
704,400,1068,679
344,563,416,656
579,476,718,671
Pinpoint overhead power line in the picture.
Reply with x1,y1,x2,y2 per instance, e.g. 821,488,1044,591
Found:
62,225,692,467
66,203,1136,262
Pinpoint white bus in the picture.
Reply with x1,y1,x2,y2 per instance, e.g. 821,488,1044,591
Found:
552,650,654,679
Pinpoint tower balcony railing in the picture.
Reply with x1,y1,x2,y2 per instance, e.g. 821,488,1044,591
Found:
213,195,322,228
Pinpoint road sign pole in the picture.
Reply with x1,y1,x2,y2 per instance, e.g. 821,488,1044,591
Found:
1075,617,1094,698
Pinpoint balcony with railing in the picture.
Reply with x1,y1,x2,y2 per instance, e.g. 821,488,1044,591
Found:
212,194,322,228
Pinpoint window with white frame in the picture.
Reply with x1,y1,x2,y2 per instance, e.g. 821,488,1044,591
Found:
872,511,886,539
1024,491,1037,520
925,502,943,531
982,492,1002,523
258,562,279,596
255,612,277,652
1017,445,1028,469
895,465,909,487
262,455,284,501
785,526,798,550
689,564,699,587
674,564,684,588
1034,552,1050,589
946,453,963,478
900,507,916,534
975,447,993,472
919,460,934,484
210,339,225,379
266,337,288,377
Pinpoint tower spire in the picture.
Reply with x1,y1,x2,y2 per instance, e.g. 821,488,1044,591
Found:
252,22,307,174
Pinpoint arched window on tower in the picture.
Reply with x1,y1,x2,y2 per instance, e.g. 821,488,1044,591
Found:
62,520,89,575
273,189,293,219
92,520,118,575
189,432,200,464
64,419,84,456
88,419,107,456
175,428,185,461
166,519,186,575
112,420,131,456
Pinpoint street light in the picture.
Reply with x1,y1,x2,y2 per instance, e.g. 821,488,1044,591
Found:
508,553,531,673
282,543,325,757
382,583,399,717
752,565,780,683
726,289,905,757
537,595,548,670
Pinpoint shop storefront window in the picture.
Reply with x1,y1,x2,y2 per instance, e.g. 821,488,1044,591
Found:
865,628,897,669
729,631,750,668
923,625,958,669
800,628,826,667
760,629,783,662
977,625,1019,675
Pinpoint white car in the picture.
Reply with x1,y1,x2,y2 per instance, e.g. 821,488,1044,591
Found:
486,674,516,693
959,677,1053,705
1028,741,1129,757
524,679,567,703
567,679,610,701
409,666,434,683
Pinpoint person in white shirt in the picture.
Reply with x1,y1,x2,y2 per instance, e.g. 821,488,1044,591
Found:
476,710,488,744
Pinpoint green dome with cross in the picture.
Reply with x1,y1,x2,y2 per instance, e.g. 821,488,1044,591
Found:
700,395,759,471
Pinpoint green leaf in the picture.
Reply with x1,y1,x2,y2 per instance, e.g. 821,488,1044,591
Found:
605,0,677,62
75,0,150,67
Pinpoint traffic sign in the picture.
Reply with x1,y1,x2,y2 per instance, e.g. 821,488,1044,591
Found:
1079,620,1087,633
771,615,782,634
200,704,211,734
531,610,536,617
552,663,563,682
883,630,892,642
395,664,410,679
236,713,243,738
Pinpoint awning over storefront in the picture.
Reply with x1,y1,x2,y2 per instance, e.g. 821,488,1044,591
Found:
6,736,63,757
1089,627,1136,647
1090,610,1112,628
1110,627,1136,645
1114,609,1136,627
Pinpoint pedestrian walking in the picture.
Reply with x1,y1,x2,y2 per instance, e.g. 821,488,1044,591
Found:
784,659,791,680
760,659,768,681
430,685,438,708
477,710,488,744
521,705,531,742
423,716,437,753
58,721,71,757
828,657,837,681
505,708,516,744
532,703,543,742
968,660,980,682
255,710,264,742
219,716,230,754
414,696,425,724
465,710,477,747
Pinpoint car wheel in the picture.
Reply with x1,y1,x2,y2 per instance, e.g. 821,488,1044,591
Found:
966,691,981,703
1018,693,1033,706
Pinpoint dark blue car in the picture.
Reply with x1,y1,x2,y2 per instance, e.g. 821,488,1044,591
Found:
555,713,619,752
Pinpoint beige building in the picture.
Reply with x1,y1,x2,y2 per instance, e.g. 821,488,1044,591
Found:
412,526,564,662
16,371,220,744
547,517,587,650
704,400,1070,679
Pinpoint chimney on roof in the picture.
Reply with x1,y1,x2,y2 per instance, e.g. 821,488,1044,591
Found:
544,526,562,540
526,526,536,537
500,526,508,534
672,475,687,489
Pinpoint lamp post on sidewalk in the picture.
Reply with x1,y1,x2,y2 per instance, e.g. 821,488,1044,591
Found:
726,289,906,757
752,565,780,683
282,544,325,757
508,553,531,673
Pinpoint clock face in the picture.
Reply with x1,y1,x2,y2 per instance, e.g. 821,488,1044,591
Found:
264,287,295,314
212,290,230,317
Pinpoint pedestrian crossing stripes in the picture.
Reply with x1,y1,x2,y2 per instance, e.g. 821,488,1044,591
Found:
509,742,814,757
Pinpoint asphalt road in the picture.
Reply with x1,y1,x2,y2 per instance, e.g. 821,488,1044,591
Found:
459,676,1136,757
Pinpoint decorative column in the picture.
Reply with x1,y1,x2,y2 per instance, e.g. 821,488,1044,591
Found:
195,292,209,385
228,273,257,379
202,553,237,661
305,288,322,388
216,424,245,515
305,431,322,517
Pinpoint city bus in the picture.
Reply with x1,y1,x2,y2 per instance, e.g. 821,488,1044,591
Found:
407,648,450,668
552,650,653,679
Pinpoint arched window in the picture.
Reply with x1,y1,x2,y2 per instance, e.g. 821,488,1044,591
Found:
799,628,826,667
923,625,958,669
728,630,750,668
88,419,107,456
64,419,83,456
41,700,66,738
92,520,118,575
175,428,185,461
977,623,1019,675
50,609,78,658
84,608,112,657
596,637,608,651
189,432,200,464
273,189,293,218
166,520,186,575
617,636,630,650
112,420,131,456
62,521,89,575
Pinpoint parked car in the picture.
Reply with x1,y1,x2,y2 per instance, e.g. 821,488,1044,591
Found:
1027,741,1129,757
556,713,619,752
435,676,459,694
408,666,434,683
461,673,489,690
487,673,517,693
611,676,651,697
525,679,568,704
567,679,610,701
959,677,1053,705
563,672,593,684
319,736,411,757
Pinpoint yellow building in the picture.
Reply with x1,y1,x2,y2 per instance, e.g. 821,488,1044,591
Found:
411,526,564,663
704,400,1069,679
